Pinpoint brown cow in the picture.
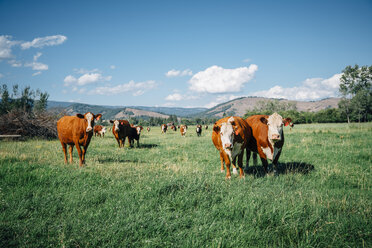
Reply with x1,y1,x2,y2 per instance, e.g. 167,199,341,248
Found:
196,124,202,136
57,112,102,166
205,125,208,130
128,125,141,147
147,127,151,132
245,113,292,175
110,119,131,148
180,125,187,136
212,116,251,179
94,125,106,137
161,124,167,134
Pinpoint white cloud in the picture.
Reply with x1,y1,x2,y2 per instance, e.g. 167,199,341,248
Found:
243,58,252,63
63,72,111,86
9,60,22,67
32,71,42,76
165,69,193,77
24,52,48,71
189,64,258,93
252,73,342,101
73,68,100,74
165,93,183,101
21,35,67,49
89,80,157,96
0,35,19,59
110,65,116,70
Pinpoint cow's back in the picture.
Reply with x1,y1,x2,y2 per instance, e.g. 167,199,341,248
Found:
246,115,270,151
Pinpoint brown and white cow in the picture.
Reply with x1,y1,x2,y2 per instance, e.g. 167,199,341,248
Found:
161,124,167,134
110,119,131,148
180,125,187,136
196,124,202,136
147,127,151,132
171,125,177,131
205,125,208,130
212,116,251,179
245,113,292,175
57,112,102,166
94,125,106,137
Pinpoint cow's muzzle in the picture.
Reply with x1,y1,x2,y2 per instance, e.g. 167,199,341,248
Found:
224,143,233,150
86,127,93,132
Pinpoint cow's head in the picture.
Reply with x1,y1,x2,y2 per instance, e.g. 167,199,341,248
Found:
213,117,239,156
77,112,102,133
110,120,121,132
260,113,291,143
136,126,142,135
102,127,107,133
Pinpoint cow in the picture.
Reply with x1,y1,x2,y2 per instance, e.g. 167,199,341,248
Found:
171,125,177,131
110,119,131,148
196,124,202,136
244,113,292,175
128,125,141,147
205,125,208,130
212,116,251,179
147,127,151,132
94,125,106,137
180,125,187,136
161,124,167,134
57,112,102,167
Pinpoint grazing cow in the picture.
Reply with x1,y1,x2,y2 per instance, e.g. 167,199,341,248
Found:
147,127,151,132
94,125,106,137
110,119,131,148
180,125,187,136
196,124,202,136
205,125,208,130
57,112,102,166
170,125,177,131
128,125,141,147
245,113,292,175
212,116,251,179
161,124,167,134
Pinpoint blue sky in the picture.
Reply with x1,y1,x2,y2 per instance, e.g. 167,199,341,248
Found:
1,0,371,108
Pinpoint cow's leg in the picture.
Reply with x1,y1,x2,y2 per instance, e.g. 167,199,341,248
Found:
223,153,232,179
219,152,225,173
81,146,86,164
253,152,258,166
122,137,127,148
244,148,251,173
74,143,83,167
137,139,140,147
232,157,238,175
61,142,68,164
272,150,282,176
260,157,269,174
68,144,74,164
237,152,245,178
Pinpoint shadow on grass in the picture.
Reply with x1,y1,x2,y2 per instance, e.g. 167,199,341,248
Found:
244,161,315,177
97,157,139,163
133,143,158,149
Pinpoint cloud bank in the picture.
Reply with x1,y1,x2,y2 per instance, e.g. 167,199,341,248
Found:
165,69,193,77
189,65,258,93
21,35,67,49
89,80,157,96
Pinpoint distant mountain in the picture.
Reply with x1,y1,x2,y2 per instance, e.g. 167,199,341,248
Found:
46,101,206,120
193,97,341,118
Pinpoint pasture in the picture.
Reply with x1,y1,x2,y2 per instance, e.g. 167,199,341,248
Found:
0,123,371,247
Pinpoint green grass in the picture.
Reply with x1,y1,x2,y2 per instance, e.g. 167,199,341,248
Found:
0,123,371,247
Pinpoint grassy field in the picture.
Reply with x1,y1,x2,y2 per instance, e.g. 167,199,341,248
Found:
0,123,371,247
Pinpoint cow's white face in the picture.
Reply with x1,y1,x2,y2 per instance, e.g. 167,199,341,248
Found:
220,117,235,156
196,126,200,132
136,126,141,135
267,112,283,143
102,127,106,134
113,120,120,132
85,112,94,132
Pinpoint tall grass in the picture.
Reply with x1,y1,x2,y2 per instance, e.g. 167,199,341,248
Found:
0,123,371,247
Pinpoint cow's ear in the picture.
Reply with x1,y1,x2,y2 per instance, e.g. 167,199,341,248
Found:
234,128,239,136
121,121,124,125
76,114,84,119
213,125,220,132
95,114,102,121
109,120,114,123
260,117,268,125
283,118,292,126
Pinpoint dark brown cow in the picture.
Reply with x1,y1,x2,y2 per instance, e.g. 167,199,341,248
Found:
180,125,187,136
57,112,102,166
94,125,106,137
196,124,202,136
128,125,143,147
245,113,292,175
110,119,131,148
212,116,251,179
171,125,177,131
161,124,167,134
205,125,208,130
